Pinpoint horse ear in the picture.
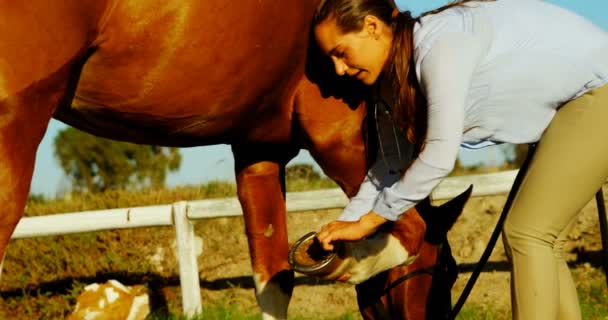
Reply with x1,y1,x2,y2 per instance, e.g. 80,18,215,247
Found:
417,185,473,244
438,184,473,230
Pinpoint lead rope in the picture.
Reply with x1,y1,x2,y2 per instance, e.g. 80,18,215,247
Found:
596,189,608,288
450,144,608,318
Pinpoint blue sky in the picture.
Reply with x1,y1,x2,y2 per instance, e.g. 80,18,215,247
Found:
30,1,608,196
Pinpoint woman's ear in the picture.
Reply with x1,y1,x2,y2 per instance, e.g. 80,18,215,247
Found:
363,15,381,39
363,14,378,38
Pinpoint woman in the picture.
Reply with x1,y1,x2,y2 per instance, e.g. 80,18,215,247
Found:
313,0,608,318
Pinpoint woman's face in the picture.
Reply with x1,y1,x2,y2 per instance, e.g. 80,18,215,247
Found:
314,15,392,85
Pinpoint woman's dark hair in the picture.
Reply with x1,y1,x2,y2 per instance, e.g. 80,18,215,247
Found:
313,0,492,154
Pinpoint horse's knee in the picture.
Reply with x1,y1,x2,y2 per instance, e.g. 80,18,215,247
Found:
236,160,283,206
237,160,280,182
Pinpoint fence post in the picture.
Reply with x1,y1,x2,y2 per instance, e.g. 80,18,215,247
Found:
173,201,202,317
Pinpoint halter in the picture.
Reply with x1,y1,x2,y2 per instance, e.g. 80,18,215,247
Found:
382,243,445,294
367,242,450,320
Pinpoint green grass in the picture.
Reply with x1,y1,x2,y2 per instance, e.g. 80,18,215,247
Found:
578,268,608,319
13,179,608,319
25,177,337,216
146,300,359,320
454,267,608,320
2,178,346,319
456,304,504,320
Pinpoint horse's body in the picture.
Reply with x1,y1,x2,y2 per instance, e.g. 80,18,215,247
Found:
8,0,321,145
1,1,463,319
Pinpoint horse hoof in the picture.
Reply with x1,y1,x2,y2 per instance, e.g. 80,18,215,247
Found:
288,232,346,278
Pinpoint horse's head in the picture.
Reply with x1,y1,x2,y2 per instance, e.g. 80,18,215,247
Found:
289,204,427,284
290,186,471,319
356,186,472,320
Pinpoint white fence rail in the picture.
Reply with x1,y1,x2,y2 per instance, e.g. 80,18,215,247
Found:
12,169,521,316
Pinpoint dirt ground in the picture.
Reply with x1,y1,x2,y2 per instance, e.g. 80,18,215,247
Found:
191,189,608,319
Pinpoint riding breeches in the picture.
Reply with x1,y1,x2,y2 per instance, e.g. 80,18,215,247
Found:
502,83,608,320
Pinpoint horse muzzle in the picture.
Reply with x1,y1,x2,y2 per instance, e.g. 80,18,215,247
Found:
289,231,415,284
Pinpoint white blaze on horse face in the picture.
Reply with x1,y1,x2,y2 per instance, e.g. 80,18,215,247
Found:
336,233,413,284
253,273,289,320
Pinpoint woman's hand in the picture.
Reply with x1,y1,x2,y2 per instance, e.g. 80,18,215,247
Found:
316,211,388,251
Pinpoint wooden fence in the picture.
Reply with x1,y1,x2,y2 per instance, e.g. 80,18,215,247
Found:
11,169,521,316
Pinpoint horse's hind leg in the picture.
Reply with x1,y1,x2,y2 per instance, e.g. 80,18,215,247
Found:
232,143,296,320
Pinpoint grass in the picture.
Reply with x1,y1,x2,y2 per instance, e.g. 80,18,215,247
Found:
24,181,239,216
146,302,359,320
9,177,608,319
577,266,608,319
456,304,501,320
453,266,608,320
25,177,338,216
0,177,343,319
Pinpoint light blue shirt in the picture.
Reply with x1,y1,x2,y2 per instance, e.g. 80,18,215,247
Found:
339,0,608,222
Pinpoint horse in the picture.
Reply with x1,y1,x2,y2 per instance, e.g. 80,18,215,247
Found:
1,1,467,318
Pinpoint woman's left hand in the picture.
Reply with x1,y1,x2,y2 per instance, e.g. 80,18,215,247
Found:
317,211,388,251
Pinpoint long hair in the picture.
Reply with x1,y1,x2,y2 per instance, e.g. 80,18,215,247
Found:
313,0,493,155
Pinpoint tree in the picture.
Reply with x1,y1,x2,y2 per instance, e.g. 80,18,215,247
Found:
285,163,321,181
509,143,530,168
54,127,181,193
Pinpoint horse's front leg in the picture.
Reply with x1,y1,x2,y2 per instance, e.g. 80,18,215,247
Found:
0,0,95,277
232,143,295,320
0,73,73,277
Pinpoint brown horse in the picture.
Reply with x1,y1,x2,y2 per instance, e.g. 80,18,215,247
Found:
1,1,465,318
